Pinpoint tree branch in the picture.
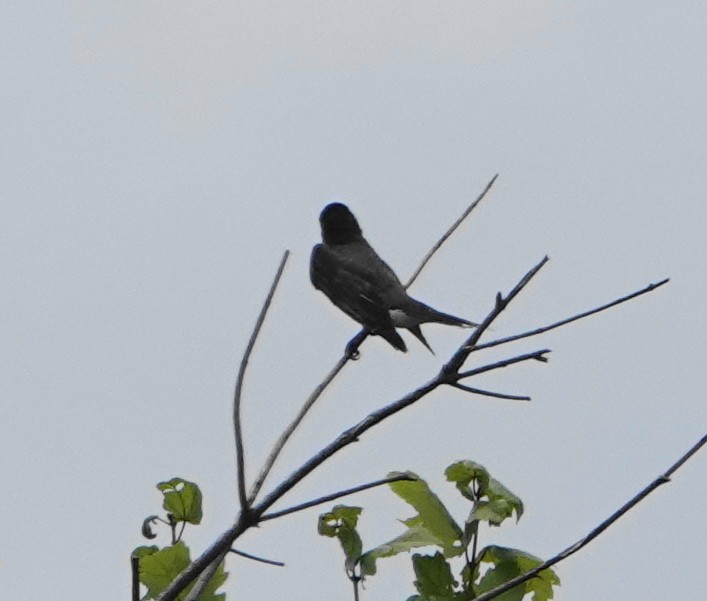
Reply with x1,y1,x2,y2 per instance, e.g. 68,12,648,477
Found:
473,278,670,353
405,174,498,288
234,251,290,511
443,256,550,375
254,378,442,518
157,518,248,601
248,354,349,503
450,382,531,401
472,433,707,601
260,473,415,521
457,349,550,380
229,548,285,567
182,552,227,601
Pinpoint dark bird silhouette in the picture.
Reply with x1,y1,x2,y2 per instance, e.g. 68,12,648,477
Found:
310,202,477,352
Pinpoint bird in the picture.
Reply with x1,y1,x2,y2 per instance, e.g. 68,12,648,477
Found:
310,202,477,353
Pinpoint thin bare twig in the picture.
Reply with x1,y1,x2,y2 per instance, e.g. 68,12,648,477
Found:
234,250,290,511
472,433,707,601
260,473,415,521
457,350,550,380
248,354,349,504
229,549,285,567
443,256,550,375
473,278,670,353
450,383,531,401
405,174,498,288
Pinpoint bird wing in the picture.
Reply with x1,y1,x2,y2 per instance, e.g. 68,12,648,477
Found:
310,243,395,332
310,241,410,351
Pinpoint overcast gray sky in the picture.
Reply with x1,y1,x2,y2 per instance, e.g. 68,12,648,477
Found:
2,2,705,599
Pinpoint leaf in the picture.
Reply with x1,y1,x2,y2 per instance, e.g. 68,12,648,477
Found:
484,477,524,523
388,472,463,558
157,478,203,525
360,523,449,576
132,545,159,559
446,461,523,526
445,461,490,502
318,505,363,572
139,542,190,599
139,541,228,601
474,545,560,601
410,552,458,601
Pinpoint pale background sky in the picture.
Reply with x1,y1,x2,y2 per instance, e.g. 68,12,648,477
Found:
1,2,705,599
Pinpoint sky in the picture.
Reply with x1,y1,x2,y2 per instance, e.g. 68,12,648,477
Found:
1,1,705,599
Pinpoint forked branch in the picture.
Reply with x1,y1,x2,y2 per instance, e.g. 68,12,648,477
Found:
233,250,290,512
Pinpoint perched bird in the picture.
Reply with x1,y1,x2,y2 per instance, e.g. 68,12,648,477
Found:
310,202,477,353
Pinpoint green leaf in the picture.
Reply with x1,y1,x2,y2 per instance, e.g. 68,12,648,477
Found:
138,541,227,601
410,552,458,601
318,505,363,572
446,461,523,526
360,523,450,576
445,461,490,502
132,545,159,559
485,477,524,523
157,478,203,525
388,472,463,558
474,545,560,601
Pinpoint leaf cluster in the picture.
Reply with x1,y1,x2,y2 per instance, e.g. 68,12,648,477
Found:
133,478,227,601
318,461,559,601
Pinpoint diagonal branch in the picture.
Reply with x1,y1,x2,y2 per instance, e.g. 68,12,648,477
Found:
260,473,415,521
405,174,498,288
248,354,350,503
450,383,531,401
457,350,550,380
473,278,670,353
229,549,285,567
182,552,227,601
254,378,442,517
472,433,707,601
443,256,550,375
157,519,249,601
234,251,290,511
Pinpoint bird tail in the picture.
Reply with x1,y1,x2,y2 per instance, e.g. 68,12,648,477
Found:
407,325,435,355
410,299,479,328
377,327,408,352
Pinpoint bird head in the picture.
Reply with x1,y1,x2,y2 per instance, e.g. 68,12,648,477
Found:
319,203,363,245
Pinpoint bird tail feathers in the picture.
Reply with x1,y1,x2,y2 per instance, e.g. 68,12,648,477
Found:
411,299,479,328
